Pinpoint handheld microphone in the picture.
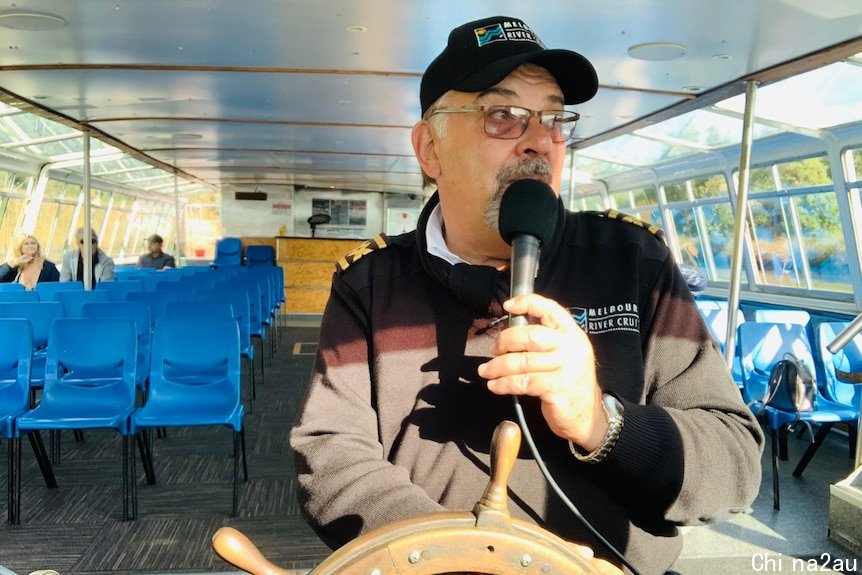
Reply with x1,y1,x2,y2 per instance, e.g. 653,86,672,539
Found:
498,179,559,327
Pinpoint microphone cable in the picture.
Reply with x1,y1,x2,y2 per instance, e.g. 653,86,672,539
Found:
511,395,644,575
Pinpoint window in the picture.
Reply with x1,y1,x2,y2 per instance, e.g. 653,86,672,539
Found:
610,186,660,225
741,156,849,293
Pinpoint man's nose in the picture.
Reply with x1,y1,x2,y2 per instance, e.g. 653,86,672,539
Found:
516,116,554,156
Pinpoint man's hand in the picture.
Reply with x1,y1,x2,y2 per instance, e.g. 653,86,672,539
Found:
477,293,608,451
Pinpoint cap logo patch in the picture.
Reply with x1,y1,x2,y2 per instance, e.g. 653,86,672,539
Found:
474,20,544,48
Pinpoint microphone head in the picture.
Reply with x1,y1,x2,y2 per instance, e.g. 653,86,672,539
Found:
498,179,559,246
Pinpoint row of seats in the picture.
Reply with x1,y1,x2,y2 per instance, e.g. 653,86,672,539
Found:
0,316,247,524
696,300,861,510
211,238,274,268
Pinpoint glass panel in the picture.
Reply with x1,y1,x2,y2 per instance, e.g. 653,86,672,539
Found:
611,186,661,225
776,156,832,188
0,197,28,258
1,170,31,195
853,148,862,180
634,109,782,148
663,182,689,202
692,174,728,199
715,60,862,130
570,193,606,212
699,203,736,282
671,207,708,269
45,204,77,262
746,192,850,292
578,134,694,167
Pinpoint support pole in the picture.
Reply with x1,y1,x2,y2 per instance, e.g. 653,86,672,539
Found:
82,128,93,290
724,80,758,369
174,172,182,268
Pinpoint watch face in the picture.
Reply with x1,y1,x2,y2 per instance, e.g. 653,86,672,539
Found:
603,394,624,418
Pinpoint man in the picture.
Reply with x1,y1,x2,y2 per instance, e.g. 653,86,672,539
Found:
291,16,763,575
60,227,115,283
138,234,176,270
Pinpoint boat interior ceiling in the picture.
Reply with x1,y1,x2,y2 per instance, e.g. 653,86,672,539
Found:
1,1,862,197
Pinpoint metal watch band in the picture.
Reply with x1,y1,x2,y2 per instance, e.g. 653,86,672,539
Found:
569,394,624,464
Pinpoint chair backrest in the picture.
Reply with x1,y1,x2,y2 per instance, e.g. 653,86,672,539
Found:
42,318,137,413
219,280,263,335
198,289,252,354
695,300,745,353
149,318,241,410
81,301,152,388
96,279,144,302
54,289,112,318
35,281,84,301
754,309,811,326
0,319,32,432
0,302,64,348
816,322,862,409
246,245,275,267
0,291,39,303
124,290,180,323
165,301,234,318
0,283,25,292
155,280,197,301
213,237,243,267
737,322,815,404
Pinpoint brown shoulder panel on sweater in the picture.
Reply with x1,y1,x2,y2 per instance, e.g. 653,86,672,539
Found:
336,234,389,273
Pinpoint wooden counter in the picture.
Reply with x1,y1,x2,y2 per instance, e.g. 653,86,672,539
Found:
241,236,364,314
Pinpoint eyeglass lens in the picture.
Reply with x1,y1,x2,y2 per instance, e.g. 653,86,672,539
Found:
484,106,576,143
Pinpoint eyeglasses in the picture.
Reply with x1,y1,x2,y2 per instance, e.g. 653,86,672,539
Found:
79,239,97,245
429,105,579,143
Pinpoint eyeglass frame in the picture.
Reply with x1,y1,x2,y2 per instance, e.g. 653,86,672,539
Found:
78,239,97,245
428,104,580,143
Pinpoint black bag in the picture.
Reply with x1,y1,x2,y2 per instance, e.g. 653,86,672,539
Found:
760,353,816,412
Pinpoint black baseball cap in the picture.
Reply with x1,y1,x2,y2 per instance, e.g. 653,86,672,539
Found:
420,16,599,115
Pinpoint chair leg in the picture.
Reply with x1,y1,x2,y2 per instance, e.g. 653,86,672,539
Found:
50,430,62,464
136,432,157,485
73,430,85,443
793,423,832,478
232,432,240,517
28,431,57,488
7,438,16,524
130,435,137,520
771,427,780,510
240,428,248,481
122,435,129,521
778,425,789,461
850,425,858,460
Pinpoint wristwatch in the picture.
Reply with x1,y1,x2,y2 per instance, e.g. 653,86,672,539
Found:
569,393,625,464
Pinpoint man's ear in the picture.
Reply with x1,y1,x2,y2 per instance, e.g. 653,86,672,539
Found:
411,121,441,180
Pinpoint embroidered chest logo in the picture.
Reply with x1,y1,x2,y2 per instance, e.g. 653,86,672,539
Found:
568,303,640,334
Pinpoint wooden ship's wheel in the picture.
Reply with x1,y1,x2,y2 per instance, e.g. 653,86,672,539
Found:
213,421,619,575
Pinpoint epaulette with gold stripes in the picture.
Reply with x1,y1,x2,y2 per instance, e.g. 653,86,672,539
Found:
599,209,666,243
336,234,389,273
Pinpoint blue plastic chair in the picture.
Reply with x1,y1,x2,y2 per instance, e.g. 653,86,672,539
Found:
0,319,56,524
34,281,83,302
96,279,144,302
738,321,858,509
816,322,861,452
129,318,247,516
0,284,25,292
54,290,112,318
0,291,39,303
154,280,197,302
164,301,234,318
81,302,152,392
198,289,256,411
15,318,139,521
754,309,811,326
245,245,274,267
0,302,64,390
212,237,243,267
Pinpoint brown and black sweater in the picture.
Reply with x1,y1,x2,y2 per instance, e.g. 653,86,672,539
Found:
290,194,764,575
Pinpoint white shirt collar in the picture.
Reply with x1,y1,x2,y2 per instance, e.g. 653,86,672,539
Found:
425,204,469,266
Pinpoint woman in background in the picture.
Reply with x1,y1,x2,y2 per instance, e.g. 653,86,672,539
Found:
0,234,60,289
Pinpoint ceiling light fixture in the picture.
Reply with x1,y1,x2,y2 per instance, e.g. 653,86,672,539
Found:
174,133,203,140
0,10,67,31
682,85,704,93
345,25,367,33
627,42,688,61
